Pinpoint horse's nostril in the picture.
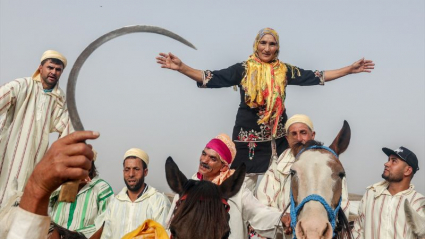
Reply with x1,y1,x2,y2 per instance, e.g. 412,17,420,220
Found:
323,222,333,239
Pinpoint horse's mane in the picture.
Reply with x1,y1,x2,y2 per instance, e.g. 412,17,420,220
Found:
292,140,324,157
334,208,353,239
303,140,324,148
170,179,230,239
50,222,87,239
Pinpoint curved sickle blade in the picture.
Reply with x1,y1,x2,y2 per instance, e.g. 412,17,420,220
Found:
60,25,196,203
66,25,196,131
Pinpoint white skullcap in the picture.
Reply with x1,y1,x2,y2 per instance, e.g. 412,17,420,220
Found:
123,148,149,166
284,114,314,133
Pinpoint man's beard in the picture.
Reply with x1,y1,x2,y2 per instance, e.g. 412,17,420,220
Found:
381,172,403,183
125,177,145,192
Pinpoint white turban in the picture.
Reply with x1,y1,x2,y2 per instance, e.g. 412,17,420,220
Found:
32,50,67,79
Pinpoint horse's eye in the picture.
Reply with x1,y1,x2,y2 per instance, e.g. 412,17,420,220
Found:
290,169,296,176
338,172,346,178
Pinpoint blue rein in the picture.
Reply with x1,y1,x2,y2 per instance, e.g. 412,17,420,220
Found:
290,145,341,239
290,193,341,238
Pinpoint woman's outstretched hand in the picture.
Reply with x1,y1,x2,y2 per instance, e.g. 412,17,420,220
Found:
156,52,183,71
156,52,203,83
351,58,375,74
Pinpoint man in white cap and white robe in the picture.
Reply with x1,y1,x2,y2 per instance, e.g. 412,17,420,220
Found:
256,114,350,237
98,148,171,239
0,50,74,209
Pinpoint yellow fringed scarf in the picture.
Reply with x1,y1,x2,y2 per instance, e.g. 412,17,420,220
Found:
241,55,288,137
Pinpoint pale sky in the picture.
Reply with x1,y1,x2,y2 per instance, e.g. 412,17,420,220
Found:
1,0,424,196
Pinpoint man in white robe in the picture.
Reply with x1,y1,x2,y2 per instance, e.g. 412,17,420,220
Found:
0,50,74,208
98,148,171,239
166,134,285,239
256,114,350,237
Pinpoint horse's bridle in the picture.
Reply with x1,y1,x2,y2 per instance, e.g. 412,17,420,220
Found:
290,145,342,239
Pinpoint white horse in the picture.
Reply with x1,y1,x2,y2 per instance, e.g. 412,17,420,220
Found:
289,121,352,239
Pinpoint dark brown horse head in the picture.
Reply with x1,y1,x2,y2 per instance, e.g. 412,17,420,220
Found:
290,121,352,239
165,157,245,239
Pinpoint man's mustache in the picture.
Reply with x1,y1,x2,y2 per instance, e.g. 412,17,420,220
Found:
200,162,211,169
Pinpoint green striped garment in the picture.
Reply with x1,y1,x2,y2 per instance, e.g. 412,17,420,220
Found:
49,176,114,237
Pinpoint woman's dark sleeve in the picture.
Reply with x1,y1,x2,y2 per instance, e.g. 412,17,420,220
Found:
285,63,325,86
196,63,245,88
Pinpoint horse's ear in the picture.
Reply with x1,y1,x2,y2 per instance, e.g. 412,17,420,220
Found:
219,163,246,199
329,120,351,156
165,157,188,194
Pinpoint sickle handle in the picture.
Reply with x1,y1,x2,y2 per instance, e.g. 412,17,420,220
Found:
58,180,80,202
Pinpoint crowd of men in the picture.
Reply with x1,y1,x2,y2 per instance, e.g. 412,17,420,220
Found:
0,50,423,239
